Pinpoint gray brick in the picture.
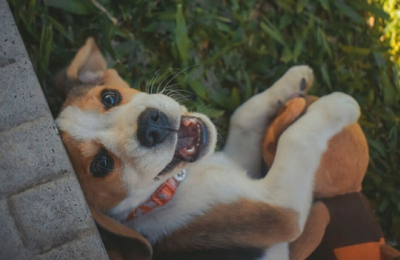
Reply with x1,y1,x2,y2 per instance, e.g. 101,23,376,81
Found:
0,116,72,198
8,176,97,253
0,1,108,259
0,0,30,62
0,54,50,131
0,0,50,131
0,199,30,260
34,234,109,260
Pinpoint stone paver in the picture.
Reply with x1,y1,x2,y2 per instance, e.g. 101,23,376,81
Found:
0,0,29,61
9,176,97,253
0,116,71,198
0,0,108,259
33,234,109,260
0,60,50,131
0,199,29,260
0,1,49,131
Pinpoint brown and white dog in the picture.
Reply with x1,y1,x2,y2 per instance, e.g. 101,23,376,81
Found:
55,38,360,260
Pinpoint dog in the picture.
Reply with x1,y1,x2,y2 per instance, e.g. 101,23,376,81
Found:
55,38,360,260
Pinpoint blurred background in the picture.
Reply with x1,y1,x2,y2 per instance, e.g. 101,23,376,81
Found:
8,0,400,247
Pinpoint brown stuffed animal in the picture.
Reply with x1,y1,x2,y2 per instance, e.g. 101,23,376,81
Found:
262,96,399,260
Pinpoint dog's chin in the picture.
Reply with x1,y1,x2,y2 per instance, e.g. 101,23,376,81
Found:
156,116,213,178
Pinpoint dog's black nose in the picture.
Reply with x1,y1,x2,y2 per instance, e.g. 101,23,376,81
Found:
137,108,171,147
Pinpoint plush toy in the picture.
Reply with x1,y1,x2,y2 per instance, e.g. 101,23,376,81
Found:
262,96,400,260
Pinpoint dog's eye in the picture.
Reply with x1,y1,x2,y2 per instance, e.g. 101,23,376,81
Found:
90,153,114,177
101,90,121,108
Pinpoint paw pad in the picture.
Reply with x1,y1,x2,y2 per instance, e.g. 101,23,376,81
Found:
299,78,307,91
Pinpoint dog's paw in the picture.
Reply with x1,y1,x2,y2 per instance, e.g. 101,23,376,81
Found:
269,65,314,103
286,65,314,94
307,92,360,128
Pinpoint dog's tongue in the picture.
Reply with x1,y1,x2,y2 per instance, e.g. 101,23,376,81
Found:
175,117,201,161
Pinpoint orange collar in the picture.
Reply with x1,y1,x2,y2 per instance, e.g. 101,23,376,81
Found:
126,170,187,220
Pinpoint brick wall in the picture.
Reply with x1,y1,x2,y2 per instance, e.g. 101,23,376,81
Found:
0,0,109,259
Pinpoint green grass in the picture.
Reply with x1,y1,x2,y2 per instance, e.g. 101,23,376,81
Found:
9,0,400,245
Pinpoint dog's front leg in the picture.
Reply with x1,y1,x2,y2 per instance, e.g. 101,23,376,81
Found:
224,66,314,178
260,92,360,259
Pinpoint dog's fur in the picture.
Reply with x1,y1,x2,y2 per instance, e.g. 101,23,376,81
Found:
55,38,360,260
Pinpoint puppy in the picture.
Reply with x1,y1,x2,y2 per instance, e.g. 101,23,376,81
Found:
55,38,360,260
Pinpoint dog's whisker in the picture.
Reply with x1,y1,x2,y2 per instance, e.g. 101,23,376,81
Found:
163,84,187,93
159,66,196,94
164,86,193,94
168,95,190,103
163,88,192,101
165,89,187,98
145,69,161,94
168,95,189,103
155,70,177,94
147,69,163,94
160,84,178,95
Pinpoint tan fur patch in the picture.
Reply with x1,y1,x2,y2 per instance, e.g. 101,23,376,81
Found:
104,69,131,89
313,123,369,198
156,199,299,251
60,131,128,210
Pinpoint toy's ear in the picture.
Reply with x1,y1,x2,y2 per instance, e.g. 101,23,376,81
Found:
263,97,307,167
90,207,152,260
290,201,330,260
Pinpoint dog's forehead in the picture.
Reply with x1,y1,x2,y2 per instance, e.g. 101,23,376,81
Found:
57,84,142,136
62,84,140,111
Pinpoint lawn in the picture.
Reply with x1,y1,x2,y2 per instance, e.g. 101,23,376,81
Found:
9,0,400,245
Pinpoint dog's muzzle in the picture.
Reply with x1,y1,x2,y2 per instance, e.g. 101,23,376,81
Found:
137,108,172,147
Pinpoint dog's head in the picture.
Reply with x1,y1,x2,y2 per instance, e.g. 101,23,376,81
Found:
56,38,217,213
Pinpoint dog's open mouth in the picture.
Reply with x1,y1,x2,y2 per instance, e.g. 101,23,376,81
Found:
157,116,208,177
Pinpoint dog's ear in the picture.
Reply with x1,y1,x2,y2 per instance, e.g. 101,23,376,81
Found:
54,37,107,96
55,38,131,96
67,37,107,85
90,207,152,260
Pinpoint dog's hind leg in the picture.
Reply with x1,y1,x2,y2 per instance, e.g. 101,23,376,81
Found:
262,92,360,238
224,66,314,178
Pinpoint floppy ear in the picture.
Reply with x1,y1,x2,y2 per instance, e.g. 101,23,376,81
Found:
90,207,153,260
263,97,307,167
67,37,107,85
54,38,131,96
54,37,107,95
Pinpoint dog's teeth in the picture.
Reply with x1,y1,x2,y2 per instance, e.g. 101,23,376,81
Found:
190,118,197,124
185,146,195,154
196,142,200,147
182,118,192,127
